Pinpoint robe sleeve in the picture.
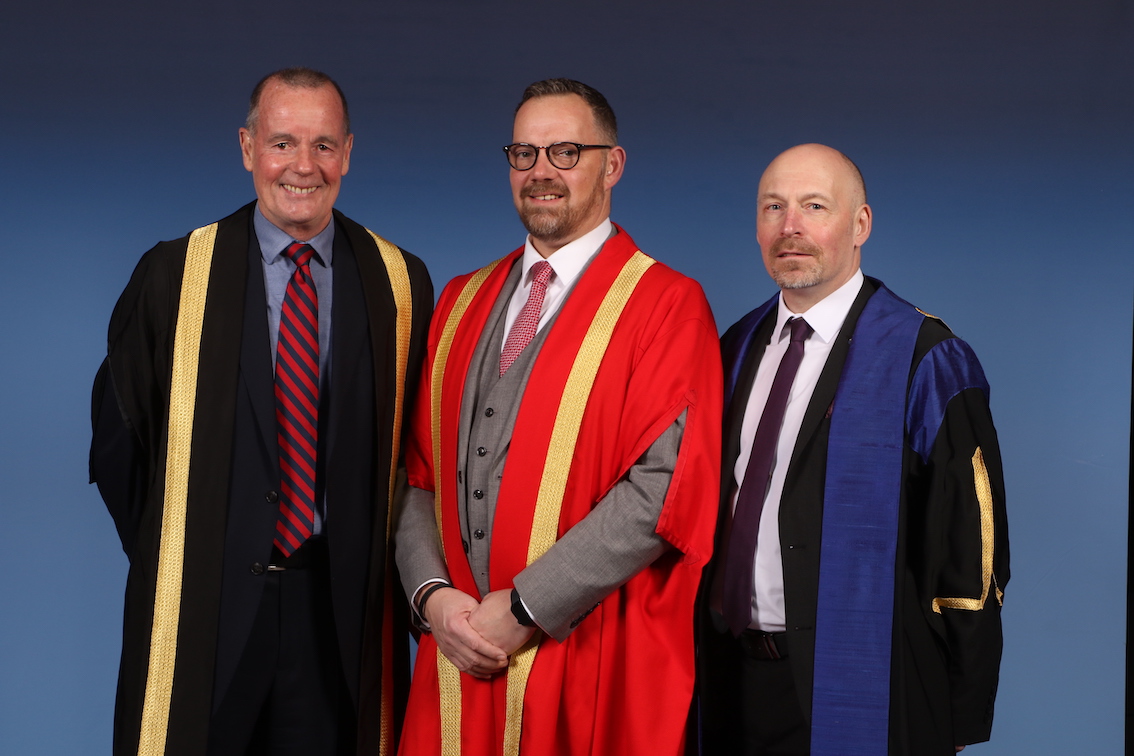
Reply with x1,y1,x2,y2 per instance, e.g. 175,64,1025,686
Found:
90,240,181,560
90,359,148,558
913,382,1009,746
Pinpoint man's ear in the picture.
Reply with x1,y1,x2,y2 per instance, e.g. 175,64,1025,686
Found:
603,145,627,190
239,128,255,172
854,203,872,248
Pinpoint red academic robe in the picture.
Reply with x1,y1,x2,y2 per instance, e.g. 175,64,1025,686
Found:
399,228,722,756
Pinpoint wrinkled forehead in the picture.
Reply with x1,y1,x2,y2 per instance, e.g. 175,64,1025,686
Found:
262,83,347,125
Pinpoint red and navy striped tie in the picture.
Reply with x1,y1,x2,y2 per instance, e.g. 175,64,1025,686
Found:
274,242,319,556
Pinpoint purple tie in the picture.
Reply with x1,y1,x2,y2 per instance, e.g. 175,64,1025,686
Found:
274,242,319,557
722,316,813,637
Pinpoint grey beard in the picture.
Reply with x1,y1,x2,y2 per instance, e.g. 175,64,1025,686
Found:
772,266,825,290
520,206,574,240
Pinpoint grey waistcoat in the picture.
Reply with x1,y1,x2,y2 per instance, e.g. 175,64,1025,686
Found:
458,262,564,597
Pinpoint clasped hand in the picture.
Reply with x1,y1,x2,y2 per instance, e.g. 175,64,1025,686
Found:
422,587,536,679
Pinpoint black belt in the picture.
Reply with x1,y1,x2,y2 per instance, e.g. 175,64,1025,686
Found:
739,629,789,660
268,537,326,571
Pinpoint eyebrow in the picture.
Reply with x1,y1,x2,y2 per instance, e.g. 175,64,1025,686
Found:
759,191,835,204
265,132,342,146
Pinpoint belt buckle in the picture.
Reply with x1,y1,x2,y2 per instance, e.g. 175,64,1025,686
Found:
741,629,786,660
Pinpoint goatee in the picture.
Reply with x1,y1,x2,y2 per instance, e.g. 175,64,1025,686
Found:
516,166,606,246
518,181,576,240
768,238,825,290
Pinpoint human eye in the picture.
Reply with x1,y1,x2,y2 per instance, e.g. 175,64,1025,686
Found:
764,203,782,212
807,202,824,210
552,143,579,160
510,144,536,160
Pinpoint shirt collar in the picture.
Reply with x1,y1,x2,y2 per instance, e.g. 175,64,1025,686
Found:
773,269,865,345
520,218,614,289
254,203,335,268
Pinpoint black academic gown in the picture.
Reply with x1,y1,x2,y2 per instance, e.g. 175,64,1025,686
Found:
697,278,1009,755
90,202,433,756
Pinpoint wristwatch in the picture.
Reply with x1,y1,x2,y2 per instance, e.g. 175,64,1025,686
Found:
510,588,536,627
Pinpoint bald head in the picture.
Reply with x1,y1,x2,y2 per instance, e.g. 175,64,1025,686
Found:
761,143,867,206
756,143,872,312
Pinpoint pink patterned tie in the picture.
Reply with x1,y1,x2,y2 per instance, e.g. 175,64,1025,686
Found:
500,260,554,376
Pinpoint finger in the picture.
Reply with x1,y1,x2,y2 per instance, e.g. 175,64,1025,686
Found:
435,637,505,673
468,660,508,677
463,667,495,680
471,653,508,670
450,624,508,662
454,646,507,671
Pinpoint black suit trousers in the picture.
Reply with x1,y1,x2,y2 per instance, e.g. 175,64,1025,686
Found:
207,540,354,756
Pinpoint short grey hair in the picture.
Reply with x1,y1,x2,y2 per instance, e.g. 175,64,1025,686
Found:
245,67,350,135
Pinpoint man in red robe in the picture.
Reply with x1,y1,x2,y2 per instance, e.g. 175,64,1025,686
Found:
393,79,723,756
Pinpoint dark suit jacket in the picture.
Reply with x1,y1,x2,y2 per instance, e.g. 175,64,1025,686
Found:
699,278,1007,755
91,202,432,756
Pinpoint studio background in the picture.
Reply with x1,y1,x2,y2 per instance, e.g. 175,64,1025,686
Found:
2,1,1131,753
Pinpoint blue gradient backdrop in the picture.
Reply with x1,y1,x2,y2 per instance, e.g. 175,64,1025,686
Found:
3,1,1131,752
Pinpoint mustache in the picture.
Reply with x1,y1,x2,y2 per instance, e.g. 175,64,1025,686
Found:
771,238,821,256
524,181,569,199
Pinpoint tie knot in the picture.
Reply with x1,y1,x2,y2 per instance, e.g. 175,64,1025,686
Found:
530,260,554,288
284,242,315,268
788,317,813,343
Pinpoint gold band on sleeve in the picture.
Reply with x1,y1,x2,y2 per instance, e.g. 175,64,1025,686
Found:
932,446,1001,613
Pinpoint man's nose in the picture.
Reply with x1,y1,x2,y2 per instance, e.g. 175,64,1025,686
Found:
529,148,557,179
293,147,315,173
781,205,803,235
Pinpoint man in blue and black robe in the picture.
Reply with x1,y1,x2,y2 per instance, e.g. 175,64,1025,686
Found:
698,143,1009,756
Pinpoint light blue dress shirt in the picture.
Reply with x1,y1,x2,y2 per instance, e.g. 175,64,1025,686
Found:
253,205,335,533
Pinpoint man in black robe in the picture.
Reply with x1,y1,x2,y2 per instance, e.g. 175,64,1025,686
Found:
698,144,1009,755
90,67,432,756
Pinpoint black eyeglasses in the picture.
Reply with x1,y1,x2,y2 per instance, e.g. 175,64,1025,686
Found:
503,142,613,171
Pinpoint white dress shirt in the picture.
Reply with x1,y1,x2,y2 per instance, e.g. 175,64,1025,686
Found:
500,218,614,351
733,269,865,631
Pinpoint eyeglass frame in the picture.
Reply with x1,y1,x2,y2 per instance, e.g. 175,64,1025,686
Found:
502,142,614,171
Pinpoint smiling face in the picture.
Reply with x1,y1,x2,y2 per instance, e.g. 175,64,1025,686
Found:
509,94,625,257
239,80,353,240
756,144,872,312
